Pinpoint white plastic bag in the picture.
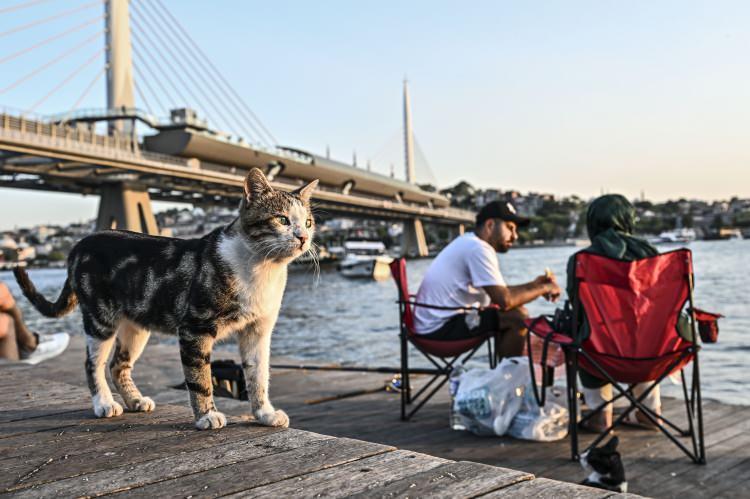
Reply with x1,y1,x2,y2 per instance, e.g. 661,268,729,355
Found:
507,384,569,441
453,357,530,436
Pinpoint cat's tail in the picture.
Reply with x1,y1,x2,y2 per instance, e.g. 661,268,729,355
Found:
12,267,78,318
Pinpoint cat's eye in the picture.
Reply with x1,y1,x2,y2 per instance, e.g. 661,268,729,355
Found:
305,219,313,228
277,215,290,226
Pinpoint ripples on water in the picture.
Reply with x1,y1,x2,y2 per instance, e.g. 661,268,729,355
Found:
1,240,747,406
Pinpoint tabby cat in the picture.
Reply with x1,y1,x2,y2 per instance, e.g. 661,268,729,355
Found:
14,168,318,430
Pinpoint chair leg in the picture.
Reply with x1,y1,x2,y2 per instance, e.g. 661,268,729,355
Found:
566,349,579,461
694,353,706,464
400,333,408,420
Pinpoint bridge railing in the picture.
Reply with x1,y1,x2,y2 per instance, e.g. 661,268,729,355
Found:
0,107,197,169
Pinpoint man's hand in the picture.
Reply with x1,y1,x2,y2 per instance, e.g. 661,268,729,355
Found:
535,272,561,303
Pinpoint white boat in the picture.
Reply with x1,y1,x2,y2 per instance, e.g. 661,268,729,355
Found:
338,241,393,279
654,228,697,244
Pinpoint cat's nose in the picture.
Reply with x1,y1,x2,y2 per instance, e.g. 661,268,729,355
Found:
296,234,307,247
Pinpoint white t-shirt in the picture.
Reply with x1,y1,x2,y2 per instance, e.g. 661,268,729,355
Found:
413,233,506,334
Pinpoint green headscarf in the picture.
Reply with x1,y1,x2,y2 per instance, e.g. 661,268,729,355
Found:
584,194,658,260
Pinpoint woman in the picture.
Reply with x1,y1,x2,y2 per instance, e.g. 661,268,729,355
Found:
566,194,662,432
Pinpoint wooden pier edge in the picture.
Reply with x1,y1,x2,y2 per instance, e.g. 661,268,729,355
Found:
0,369,632,499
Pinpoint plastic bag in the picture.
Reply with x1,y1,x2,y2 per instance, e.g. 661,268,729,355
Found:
507,384,569,441
453,357,530,436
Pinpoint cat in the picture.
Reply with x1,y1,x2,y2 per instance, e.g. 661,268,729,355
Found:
580,436,628,493
13,168,318,431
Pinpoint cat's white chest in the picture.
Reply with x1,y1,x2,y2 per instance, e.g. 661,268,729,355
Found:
218,234,288,333
237,264,287,319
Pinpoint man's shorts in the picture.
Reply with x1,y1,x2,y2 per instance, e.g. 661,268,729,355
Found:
420,308,500,341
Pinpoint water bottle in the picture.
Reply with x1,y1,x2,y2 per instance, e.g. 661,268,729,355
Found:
448,366,467,431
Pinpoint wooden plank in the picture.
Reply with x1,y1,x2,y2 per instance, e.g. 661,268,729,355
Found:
110,437,394,498
346,461,533,499
232,449,450,498
479,477,616,498
2,419,284,491
0,409,93,439
5,428,330,498
0,404,190,460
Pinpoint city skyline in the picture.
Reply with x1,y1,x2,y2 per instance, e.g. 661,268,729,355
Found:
2,0,750,230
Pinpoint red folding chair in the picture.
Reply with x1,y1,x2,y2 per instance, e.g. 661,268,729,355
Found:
390,258,496,421
526,249,706,464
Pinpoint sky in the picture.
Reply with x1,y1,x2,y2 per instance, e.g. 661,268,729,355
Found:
2,0,750,230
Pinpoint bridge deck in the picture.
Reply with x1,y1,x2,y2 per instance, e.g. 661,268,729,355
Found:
6,335,746,497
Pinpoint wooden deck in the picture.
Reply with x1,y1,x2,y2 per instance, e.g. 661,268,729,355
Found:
3,335,747,497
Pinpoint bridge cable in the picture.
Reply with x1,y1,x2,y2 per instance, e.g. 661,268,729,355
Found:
29,48,104,112
132,64,166,117
0,1,102,39
0,0,53,15
129,3,259,145
0,15,103,65
133,80,153,116
0,30,103,95
152,0,278,146
129,28,191,109
413,134,439,186
66,66,106,117
130,43,178,111
133,0,267,146
137,0,270,145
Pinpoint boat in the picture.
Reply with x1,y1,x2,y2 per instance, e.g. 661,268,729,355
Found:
337,240,394,279
651,228,697,245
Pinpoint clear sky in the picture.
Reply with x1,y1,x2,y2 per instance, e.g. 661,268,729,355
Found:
2,0,750,230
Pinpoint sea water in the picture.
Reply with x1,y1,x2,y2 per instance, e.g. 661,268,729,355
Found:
1,239,747,406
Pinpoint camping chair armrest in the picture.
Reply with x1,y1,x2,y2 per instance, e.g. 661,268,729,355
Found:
525,316,575,345
397,299,486,312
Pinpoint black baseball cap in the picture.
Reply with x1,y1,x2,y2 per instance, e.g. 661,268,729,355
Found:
476,201,530,227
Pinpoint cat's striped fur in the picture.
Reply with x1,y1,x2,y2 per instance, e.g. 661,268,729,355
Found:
14,168,318,430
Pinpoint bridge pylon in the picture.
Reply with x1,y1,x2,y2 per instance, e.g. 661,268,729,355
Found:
402,218,428,257
96,182,159,235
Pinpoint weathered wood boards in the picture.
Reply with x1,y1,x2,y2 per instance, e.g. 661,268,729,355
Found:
0,372,622,498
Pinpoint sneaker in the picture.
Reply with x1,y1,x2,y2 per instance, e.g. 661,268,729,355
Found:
19,333,70,365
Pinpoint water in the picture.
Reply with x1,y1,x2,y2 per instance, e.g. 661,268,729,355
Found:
1,240,747,406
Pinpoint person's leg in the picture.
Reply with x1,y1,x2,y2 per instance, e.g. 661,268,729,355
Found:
494,306,529,359
8,304,37,353
628,382,661,429
0,314,20,361
0,284,37,353
580,370,613,432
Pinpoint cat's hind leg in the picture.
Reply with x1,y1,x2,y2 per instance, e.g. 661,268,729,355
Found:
238,321,289,428
179,332,225,430
83,315,122,418
110,319,154,413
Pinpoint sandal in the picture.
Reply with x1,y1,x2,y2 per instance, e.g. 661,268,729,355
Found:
579,411,614,434
622,410,660,431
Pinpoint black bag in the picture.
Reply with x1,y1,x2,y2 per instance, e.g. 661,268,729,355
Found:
551,300,573,335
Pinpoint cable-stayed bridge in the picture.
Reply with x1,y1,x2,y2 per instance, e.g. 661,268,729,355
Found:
0,0,472,255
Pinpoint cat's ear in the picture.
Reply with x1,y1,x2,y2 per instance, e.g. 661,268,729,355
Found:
243,168,273,203
294,178,319,203
603,436,619,451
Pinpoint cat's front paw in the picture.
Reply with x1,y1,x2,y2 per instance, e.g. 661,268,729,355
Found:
93,398,124,418
195,410,227,430
129,397,155,412
256,408,289,428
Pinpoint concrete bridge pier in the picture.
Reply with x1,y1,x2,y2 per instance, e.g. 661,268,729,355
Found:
402,218,429,257
96,182,159,234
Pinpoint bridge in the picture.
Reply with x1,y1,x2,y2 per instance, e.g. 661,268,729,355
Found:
0,0,473,255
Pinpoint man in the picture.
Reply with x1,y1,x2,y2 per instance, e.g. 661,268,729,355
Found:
413,200,561,358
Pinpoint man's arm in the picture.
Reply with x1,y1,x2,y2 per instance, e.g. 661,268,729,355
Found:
483,275,560,311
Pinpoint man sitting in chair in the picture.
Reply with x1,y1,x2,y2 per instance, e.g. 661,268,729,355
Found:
413,201,561,358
